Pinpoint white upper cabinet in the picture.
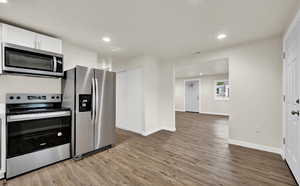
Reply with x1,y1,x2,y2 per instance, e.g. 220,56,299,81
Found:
1,24,62,54
36,34,62,54
2,24,36,48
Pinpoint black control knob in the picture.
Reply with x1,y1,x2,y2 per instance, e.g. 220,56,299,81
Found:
56,96,60,99
51,96,55,99
9,96,14,100
16,96,21,100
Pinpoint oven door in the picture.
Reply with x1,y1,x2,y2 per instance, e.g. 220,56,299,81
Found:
2,43,63,77
6,111,71,158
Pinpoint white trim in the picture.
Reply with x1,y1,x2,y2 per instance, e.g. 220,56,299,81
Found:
163,127,176,132
142,127,176,136
282,50,287,160
199,112,229,116
116,126,144,136
0,170,4,179
175,109,185,112
117,125,176,137
143,126,176,136
229,139,282,155
142,127,162,136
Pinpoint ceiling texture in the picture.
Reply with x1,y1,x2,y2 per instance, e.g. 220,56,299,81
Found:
0,0,298,59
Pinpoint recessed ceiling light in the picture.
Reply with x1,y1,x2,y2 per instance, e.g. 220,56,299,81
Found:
102,37,111,43
199,73,204,76
0,0,7,3
217,34,227,40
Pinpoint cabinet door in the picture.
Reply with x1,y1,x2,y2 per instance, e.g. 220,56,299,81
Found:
37,34,62,54
2,24,36,48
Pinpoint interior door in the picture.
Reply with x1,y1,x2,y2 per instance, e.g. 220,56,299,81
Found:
94,69,116,149
185,80,199,112
75,66,95,156
285,23,300,183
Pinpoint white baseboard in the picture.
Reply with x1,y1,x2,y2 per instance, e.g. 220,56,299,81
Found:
199,112,229,116
281,146,286,160
0,170,5,179
142,127,162,136
163,127,176,132
143,126,176,136
117,125,176,137
229,139,282,155
116,126,144,136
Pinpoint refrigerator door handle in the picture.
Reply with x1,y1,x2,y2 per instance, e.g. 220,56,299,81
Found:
91,78,96,122
95,77,101,147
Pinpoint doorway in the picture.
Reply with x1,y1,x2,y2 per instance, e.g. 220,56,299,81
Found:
185,80,200,113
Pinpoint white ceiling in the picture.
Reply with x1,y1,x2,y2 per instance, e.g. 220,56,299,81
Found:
175,58,228,78
0,0,298,59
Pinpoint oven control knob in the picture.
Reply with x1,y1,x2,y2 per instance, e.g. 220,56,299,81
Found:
56,96,60,99
9,96,14,100
57,132,62,137
16,96,21,100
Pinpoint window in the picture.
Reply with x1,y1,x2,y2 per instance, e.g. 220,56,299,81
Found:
215,80,229,100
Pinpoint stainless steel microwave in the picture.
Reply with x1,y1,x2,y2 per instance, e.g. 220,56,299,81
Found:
1,43,64,77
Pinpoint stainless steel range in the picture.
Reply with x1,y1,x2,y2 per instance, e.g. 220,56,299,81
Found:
5,94,71,179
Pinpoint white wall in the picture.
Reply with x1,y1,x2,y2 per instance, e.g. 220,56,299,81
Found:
200,74,229,115
143,58,160,134
113,56,175,135
0,75,61,103
175,36,282,149
175,78,185,112
158,62,176,131
175,74,230,115
62,42,99,70
116,68,144,134
0,41,100,104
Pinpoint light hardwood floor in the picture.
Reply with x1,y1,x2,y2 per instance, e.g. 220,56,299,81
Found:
1,112,297,186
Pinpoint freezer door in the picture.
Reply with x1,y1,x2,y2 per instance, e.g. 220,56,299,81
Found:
94,70,116,149
75,66,95,156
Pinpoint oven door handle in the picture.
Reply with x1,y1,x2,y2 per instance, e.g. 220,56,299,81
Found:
7,111,71,122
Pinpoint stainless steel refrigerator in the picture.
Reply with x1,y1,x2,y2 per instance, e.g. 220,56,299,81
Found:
62,65,116,158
